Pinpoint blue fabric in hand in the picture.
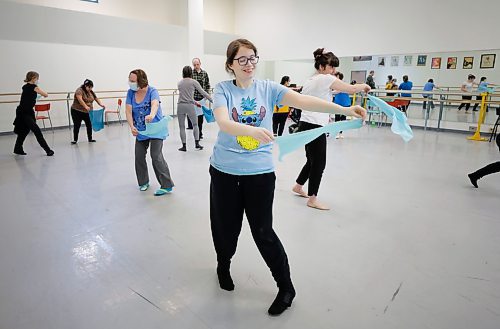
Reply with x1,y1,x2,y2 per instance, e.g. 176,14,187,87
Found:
275,119,363,161
89,109,105,132
367,95,413,142
202,105,215,123
140,116,172,139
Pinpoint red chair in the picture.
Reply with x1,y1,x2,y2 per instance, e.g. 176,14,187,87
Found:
34,103,53,131
105,99,123,125
387,99,410,116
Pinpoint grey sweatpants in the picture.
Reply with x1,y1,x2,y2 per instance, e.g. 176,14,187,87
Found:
135,139,174,189
177,103,199,143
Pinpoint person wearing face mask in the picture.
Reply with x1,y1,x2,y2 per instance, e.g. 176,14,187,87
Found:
210,39,367,316
70,79,106,144
291,48,371,211
125,69,174,196
12,71,54,156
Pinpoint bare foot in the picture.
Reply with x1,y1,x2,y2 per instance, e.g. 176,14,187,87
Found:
307,196,330,210
292,184,308,198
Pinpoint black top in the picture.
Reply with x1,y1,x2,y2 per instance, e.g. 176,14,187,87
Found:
18,83,37,111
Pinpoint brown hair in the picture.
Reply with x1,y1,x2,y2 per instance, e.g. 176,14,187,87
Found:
129,69,149,88
225,39,258,74
24,71,39,83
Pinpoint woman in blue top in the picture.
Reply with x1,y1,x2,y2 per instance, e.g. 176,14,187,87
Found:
125,69,174,196
210,39,366,316
472,77,497,112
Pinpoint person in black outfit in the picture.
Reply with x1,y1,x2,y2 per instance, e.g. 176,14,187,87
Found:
468,134,500,188
272,76,291,136
13,71,54,156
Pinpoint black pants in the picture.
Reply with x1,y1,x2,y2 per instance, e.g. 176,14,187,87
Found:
471,162,500,180
273,112,288,136
472,95,483,111
198,114,204,138
71,108,92,142
209,166,292,289
296,121,327,196
335,114,346,133
458,96,472,111
14,111,51,153
400,101,411,113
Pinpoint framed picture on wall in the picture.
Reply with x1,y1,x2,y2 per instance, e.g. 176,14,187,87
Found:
417,55,427,66
431,57,441,69
353,56,372,62
391,56,399,67
350,71,367,85
463,57,474,69
403,55,413,66
447,57,457,69
378,57,385,67
480,54,496,69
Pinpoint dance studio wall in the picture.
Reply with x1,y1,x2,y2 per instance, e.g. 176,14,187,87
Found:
234,0,500,61
1,0,187,25
0,1,239,133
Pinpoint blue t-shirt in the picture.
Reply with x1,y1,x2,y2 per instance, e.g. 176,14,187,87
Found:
126,86,163,141
399,81,413,97
333,92,351,107
477,81,490,92
210,79,289,175
423,82,435,97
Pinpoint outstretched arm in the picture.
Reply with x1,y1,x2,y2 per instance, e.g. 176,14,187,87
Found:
281,90,366,119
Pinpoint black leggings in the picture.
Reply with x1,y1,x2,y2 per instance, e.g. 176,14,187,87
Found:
296,121,327,196
273,112,288,136
458,96,472,111
471,161,500,180
198,114,204,137
209,166,292,289
71,108,92,142
14,112,51,152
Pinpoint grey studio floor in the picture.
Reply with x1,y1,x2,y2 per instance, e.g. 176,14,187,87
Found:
0,115,499,329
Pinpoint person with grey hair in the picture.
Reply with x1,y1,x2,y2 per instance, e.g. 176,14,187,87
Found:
187,57,211,139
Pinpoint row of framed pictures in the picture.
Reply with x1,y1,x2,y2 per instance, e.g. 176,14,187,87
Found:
355,54,496,69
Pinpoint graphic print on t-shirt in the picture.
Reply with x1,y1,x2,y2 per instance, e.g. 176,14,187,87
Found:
134,101,151,131
231,97,266,150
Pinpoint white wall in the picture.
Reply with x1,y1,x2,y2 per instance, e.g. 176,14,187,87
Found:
0,39,184,132
1,0,187,25
204,0,235,34
234,0,500,61
0,1,191,133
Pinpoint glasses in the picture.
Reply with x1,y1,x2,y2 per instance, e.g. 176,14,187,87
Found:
234,56,259,66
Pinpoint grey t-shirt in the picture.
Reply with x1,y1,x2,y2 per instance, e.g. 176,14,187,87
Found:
177,78,212,104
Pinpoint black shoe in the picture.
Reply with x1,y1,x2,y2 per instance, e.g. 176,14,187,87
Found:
195,142,204,150
178,146,187,152
187,127,193,130
216,266,234,291
89,139,96,143
468,174,478,188
14,149,27,155
200,135,204,140
46,150,55,156
71,141,77,145
473,109,478,112
268,286,296,316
